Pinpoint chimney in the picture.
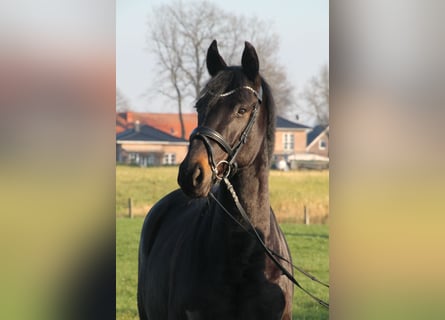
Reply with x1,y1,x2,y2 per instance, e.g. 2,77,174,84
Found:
135,120,140,132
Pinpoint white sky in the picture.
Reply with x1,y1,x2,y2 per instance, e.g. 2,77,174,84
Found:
116,0,328,124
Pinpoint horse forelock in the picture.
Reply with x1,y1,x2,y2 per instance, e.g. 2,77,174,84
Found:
195,70,238,111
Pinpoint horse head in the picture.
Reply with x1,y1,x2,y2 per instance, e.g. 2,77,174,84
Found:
178,40,268,198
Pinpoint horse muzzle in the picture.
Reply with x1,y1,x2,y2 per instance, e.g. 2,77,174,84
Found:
177,152,213,198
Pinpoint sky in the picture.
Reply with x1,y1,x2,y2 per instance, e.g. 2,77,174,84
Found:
116,0,328,124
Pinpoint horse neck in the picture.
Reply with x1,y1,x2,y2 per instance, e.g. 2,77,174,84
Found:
219,146,271,238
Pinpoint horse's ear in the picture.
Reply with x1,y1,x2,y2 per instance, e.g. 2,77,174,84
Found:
206,40,227,77
241,41,259,81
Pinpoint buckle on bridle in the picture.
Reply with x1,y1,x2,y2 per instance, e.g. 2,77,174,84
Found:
213,160,231,180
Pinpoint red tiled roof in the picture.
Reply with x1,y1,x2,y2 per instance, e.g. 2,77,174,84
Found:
116,112,312,139
116,112,197,139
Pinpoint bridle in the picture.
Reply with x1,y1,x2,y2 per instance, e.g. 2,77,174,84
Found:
189,84,330,309
189,85,263,181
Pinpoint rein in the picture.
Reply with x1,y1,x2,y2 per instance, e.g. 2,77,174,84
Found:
194,84,329,309
210,184,329,309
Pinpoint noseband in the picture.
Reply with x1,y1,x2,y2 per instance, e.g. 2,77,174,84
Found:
190,85,263,180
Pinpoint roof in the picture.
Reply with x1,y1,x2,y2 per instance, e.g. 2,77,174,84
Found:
307,124,329,146
276,116,311,130
117,124,188,143
117,112,313,138
117,112,197,138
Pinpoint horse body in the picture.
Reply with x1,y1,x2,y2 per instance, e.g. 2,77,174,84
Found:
138,40,293,320
138,190,290,319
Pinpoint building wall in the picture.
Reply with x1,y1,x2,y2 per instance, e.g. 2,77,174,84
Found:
307,132,329,157
118,143,163,153
116,142,188,165
162,145,189,164
274,129,307,155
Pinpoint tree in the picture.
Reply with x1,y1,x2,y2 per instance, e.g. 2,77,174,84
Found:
298,64,329,126
217,15,295,117
149,9,188,138
116,88,131,112
147,0,295,138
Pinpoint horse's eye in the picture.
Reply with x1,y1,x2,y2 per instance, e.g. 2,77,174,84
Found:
237,107,247,115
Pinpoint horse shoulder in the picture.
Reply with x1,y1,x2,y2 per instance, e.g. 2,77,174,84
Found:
138,189,193,319
139,189,189,259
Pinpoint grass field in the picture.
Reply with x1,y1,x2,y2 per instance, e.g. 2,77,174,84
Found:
117,218,329,320
116,165,329,223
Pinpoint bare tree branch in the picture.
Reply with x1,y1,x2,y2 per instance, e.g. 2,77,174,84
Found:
116,88,131,112
297,64,329,126
147,0,296,132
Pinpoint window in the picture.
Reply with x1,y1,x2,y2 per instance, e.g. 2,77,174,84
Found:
283,133,294,151
319,140,326,150
163,153,176,165
147,154,156,165
129,152,140,164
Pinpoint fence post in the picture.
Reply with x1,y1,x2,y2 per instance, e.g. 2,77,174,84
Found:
128,197,133,219
304,205,310,225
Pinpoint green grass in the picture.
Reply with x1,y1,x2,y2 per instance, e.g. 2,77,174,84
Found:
116,166,179,216
116,218,329,320
281,223,329,319
116,165,329,223
116,218,141,320
269,170,329,223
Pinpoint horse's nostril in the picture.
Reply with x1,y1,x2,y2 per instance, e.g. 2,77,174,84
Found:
192,164,204,187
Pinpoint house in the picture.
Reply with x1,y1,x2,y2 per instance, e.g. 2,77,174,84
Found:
116,112,320,168
273,117,311,163
117,112,197,139
284,124,329,170
116,122,189,166
306,125,329,158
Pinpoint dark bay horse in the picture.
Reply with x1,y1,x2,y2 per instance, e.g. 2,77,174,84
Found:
138,40,293,320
